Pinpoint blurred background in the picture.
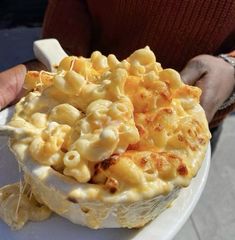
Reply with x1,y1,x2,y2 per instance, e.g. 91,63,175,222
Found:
0,0,47,71
0,1,235,240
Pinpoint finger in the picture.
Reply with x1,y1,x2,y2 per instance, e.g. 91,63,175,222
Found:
195,77,219,123
180,58,207,86
0,64,26,110
11,88,28,105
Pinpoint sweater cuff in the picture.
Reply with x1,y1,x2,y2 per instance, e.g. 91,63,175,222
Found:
210,102,235,128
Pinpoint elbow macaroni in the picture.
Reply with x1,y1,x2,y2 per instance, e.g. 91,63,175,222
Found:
8,46,210,195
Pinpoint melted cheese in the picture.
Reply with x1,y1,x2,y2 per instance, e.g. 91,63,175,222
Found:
2,46,211,229
9,46,211,193
0,182,51,229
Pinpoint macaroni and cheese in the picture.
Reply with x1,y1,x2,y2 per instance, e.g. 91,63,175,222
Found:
1,46,211,229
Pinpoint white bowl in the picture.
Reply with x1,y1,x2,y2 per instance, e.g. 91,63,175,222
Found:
0,106,211,239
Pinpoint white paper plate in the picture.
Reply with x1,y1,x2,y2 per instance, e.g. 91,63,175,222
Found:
0,107,211,240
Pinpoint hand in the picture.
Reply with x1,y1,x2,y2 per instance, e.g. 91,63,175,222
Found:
180,54,235,122
0,65,26,110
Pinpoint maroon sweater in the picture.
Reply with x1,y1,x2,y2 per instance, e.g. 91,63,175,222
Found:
42,0,235,126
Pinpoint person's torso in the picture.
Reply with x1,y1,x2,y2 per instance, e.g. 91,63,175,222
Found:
87,0,235,70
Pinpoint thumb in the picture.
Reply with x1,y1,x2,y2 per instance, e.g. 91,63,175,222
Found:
0,65,26,110
180,58,206,86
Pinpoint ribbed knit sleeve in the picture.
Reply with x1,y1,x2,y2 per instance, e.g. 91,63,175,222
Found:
210,103,235,128
42,0,235,70
42,0,92,56
42,0,235,127
87,0,235,70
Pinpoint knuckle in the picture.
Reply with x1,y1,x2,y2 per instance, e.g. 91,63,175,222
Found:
189,57,208,73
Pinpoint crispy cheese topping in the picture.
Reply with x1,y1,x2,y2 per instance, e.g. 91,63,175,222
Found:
7,46,210,210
